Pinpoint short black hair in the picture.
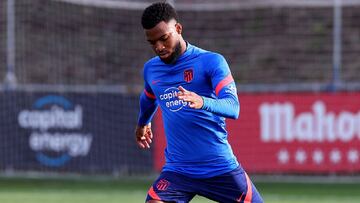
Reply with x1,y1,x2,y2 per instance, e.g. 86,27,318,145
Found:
141,2,178,29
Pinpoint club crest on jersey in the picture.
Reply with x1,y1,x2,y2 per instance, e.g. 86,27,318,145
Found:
156,179,170,191
184,69,194,83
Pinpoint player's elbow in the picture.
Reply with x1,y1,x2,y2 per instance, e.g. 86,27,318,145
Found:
233,105,240,119
229,100,240,120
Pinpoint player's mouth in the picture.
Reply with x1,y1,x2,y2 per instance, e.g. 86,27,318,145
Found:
158,51,170,58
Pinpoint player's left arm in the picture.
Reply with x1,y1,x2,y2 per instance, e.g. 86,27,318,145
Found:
177,54,239,119
136,66,159,149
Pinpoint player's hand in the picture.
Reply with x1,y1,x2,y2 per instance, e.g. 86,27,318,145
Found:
177,86,204,109
135,123,153,149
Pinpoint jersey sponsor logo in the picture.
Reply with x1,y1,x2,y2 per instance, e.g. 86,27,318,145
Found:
156,179,170,191
159,87,189,112
184,68,194,83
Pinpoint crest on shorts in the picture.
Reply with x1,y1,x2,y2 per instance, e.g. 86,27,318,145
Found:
184,68,194,83
156,179,170,191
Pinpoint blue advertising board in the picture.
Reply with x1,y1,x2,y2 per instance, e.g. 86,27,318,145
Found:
0,92,152,174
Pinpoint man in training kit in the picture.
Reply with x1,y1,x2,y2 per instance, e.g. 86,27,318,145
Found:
135,2,264,203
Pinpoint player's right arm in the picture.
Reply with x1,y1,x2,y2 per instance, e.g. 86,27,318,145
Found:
136,73,158,149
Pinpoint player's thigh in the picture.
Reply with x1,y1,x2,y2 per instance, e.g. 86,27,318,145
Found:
197,167,264,203
145,171,195,203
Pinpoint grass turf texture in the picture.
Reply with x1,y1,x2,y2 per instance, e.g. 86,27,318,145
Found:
0,177,359,203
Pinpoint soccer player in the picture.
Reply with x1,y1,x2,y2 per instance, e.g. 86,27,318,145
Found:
135,2,263,203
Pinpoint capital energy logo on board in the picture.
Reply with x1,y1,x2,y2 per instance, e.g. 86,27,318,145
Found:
18,95,92,167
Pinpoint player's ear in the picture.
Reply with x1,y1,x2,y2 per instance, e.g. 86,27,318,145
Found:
175,23,182,35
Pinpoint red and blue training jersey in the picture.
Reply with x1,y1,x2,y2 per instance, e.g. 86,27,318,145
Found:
138,43,241,178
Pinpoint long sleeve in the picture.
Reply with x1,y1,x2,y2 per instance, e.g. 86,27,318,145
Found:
201,80,239,119
137,90,158,126
201,53,240,119
137,62,159,126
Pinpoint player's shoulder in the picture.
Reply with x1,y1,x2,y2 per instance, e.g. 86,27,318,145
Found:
197,50,228,69
143,56,162,73
191,45,226,64
191,46,229,74
144,56,161,67
202,51,226,62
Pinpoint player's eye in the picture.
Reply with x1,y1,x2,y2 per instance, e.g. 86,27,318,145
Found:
160,35,169,41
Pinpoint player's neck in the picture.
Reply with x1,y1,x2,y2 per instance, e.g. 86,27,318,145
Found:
179,39,187,56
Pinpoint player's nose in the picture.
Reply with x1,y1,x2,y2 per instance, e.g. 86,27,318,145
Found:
154,42,165,53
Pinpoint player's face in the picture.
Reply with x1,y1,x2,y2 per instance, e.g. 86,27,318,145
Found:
145,20,183,64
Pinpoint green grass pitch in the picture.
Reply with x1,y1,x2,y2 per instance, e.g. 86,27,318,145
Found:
0,176,359,203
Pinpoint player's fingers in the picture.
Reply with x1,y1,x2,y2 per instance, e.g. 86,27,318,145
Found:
138,135,149,146
177,94,184,100
184,95,196,102
189,102,196,108
135,129,146,139
177,93,189,100
182,96,191,102
137,139,151,149
147,130,153,139
136,135,146,143
146,136,152,144
143,140,150,148
145,127,152,137
178,86,190,94
144,131,152,143
137,141,145,149
178,86,186,92
177,90,184,96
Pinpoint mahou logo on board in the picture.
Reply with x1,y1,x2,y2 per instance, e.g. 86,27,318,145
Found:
259,101,360,143
154,93,360,173
252,97,360,172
